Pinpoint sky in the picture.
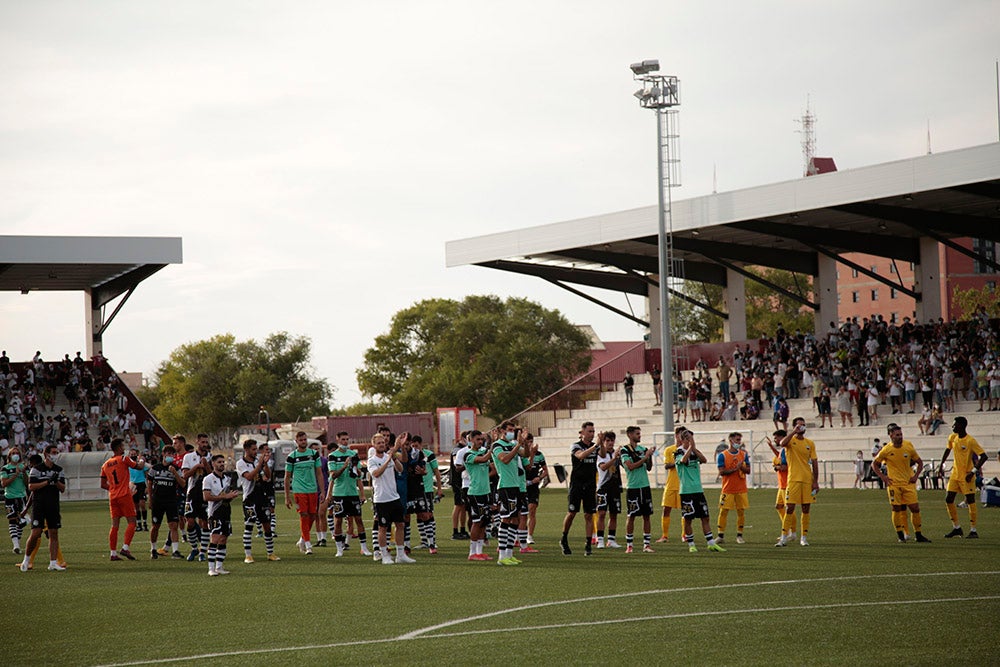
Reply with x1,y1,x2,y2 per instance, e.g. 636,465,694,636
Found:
1,1,998,408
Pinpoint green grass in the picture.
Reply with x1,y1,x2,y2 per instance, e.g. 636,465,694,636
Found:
7,488,1000,666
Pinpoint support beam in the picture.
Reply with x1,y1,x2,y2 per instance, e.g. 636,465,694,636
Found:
552,247,727,285
831,203,1000,244
890,220,1000,273
815,253,839,336
631,269,729,319
638,235,819,274
543,279,649,327
713,257,819,310
722,269,746,342
91,263,166,308
730,219,920,262
476,260,647,295
914,237,943,322
807,244,919,300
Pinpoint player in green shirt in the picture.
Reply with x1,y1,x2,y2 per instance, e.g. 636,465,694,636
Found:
2,447,29,553
492,423,529,566
620,426,656,553
674,428,725,554
326,431,370,557
419,444,441,553
283,431,323,555
463,431,493,561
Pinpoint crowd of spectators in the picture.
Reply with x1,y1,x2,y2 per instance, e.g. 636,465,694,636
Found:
0,350,154,458
671,308,1000,430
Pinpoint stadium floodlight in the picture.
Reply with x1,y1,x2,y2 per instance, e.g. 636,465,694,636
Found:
630,59,660,75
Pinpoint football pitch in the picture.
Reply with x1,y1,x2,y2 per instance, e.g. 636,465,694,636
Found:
7,488,1000,666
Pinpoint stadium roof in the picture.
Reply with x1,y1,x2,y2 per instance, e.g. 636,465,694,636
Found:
0,235,182,307
446,142,1000,307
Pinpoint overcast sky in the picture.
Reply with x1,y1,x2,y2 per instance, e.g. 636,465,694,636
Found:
2,1,998,407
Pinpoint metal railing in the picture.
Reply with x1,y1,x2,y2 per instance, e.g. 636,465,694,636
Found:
509,342,647,435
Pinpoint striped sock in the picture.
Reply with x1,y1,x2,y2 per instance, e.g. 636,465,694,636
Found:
643,533,651,547
428,518,436,547
199,528,210,554
517,528,528,547
207,543,217,571
187,527,199,551
243,524,254,556
264,532,275,555
216,545,226,566
626,533,634,547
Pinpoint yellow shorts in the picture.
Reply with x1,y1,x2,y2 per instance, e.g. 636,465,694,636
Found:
661,488,680,509
946,476,974,496
775,488,786,507
784,481,815,505
718,492,749,510
887,484,918,506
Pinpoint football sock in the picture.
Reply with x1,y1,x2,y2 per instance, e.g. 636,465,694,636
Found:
782,511,796,534
892,510,905,533
626,533,634,547
801,513,811,536
109,525,119,551
643,533,651,547
968,501,978,528
661,514,670,538
124,522,136,547
299,515,311,543
217,544,226,566
705,531,716,546
517,528,528,547
429,518,437,546
718,509,728,535
207,543,218,571
404,522,411,547
736,509,745,533
264,532,275,554
243,524,254,556
199,527,210,554
910,511,922,533
776,506,786,532
946,502,959,526
608,529,617,541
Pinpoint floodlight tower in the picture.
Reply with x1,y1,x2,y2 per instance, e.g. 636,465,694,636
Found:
630,59,681,436
796,96,816,176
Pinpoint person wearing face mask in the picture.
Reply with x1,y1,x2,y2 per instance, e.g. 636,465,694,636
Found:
20,445,66,572
326,431,370,558
776,417,819,547
2,446,29,553
492,423,529,566
147,445,185,559
236,440,279,563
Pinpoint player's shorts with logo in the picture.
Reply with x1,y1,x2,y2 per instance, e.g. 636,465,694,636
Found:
150,499,179,525
496,487,519,520
626,487,654,517
330,496,363,519
4,497,26,521
293,493,318,515
109,495,136,520
680,492,710,520
784,481,815,505
209,515,233,537
946,476,974,495
242,500,272,526
406,493,431,515
887,483,918,506
185,491,208,520
596,487,621,514
467,494,491,524
374,499,404,527
31,498,61,530
718,491,750,510
568,483,597,514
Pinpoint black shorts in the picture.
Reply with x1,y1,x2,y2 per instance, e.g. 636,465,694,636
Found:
330,496,362,518
680,492,710,520
30,499,61,530
374,500,404,528
568,484,597,514
526,485,540,506
626,487,654,517
452,486,466,506
150,498,179,525
406,493,431,515
518,490,529,516
5,497,26,521
597,488,621,514
242,500,272,526
132,483,146,503
496,487,519,520
209,517,233,537
467,494,491,525
184,494,207,520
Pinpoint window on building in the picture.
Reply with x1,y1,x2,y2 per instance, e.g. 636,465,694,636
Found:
890,312,897,323
972,238,998,274
871,289,879,301
890,288,897,299
909,262,915,270
837,293,842,304
851,268,859,278
836,269,840,279
890,264,896,274
870,265,877,274
852,291,860,303
988,281,997,290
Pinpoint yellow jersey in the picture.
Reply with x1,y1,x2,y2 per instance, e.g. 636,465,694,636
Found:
946,433,985,478
874,441,920,486
663,444,680,491
784,435,817,485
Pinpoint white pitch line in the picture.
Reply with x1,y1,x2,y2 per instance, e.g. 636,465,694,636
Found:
95,571,1000,667
398,569,1000,639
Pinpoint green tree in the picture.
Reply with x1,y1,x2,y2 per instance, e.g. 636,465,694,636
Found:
952,284,1000,319
356,295,592,420
138,332,333,434
671,281,724,343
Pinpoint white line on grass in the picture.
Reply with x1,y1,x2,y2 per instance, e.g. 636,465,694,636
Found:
95,570,1000,667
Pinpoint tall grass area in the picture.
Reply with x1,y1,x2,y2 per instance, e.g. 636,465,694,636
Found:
7,488,1000,666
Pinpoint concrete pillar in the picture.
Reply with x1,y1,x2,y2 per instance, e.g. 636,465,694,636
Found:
722,269,746,342
815,253,839,335
914,237,943,323
84,289,103,359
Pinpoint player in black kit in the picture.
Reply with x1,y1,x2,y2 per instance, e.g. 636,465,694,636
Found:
560,421,600,556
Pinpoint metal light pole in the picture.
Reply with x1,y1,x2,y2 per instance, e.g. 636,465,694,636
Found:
630,59,680,437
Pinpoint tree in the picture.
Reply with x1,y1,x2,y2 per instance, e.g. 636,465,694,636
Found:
356,295,592,420
138,332,333,434
668,268,814,342
952,284,1000,319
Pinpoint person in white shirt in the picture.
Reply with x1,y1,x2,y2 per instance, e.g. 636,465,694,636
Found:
202,455,240,576
367,432,415,565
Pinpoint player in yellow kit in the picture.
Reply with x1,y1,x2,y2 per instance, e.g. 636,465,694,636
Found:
655,428,681,543
872,423,930,543
776,417,818,547
938,416,987,539
765,429,793,542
